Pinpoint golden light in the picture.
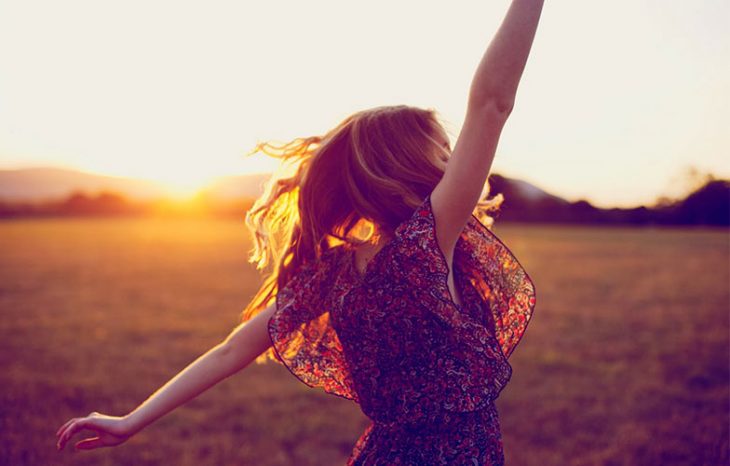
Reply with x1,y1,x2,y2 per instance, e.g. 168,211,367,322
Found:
153,172,220,199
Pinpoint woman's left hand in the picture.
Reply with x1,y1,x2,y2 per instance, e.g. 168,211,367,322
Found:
56,411,133,451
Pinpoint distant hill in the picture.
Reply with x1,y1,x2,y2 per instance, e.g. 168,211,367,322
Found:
0,167,727,226
664,179,730,226
0,167,168,202
0,167,271,202
487,174,729,226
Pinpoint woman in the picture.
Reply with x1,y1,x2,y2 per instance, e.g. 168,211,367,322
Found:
56,1,543,463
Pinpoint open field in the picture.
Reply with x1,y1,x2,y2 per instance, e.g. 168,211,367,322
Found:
1,217,728,465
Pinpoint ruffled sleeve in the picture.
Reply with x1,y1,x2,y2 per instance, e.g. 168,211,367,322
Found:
456,204,537,360
392,192,537,410
395,192,537,360
267,248,359,402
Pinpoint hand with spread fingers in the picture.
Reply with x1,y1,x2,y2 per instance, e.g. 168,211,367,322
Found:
56,411,133,451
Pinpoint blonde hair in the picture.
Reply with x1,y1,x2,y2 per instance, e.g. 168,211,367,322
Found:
239,105,503,363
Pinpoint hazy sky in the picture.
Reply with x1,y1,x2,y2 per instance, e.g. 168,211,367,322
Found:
0,0,727,208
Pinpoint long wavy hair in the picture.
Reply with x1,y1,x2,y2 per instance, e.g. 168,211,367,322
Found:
239,104,503,363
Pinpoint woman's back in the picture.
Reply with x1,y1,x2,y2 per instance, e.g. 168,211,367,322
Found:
268,192,536,465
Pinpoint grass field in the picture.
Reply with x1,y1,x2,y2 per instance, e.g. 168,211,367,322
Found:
0,217,728,466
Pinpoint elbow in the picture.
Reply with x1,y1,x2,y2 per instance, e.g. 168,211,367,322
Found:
468,95,514,119
468,86,515,116
492,97,515,115
218,338,254,374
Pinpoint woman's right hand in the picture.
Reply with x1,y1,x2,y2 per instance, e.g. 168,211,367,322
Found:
56,411,134,451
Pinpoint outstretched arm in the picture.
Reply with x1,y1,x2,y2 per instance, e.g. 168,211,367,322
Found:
431,0,545,256
122,303,276,435
56,303,276,450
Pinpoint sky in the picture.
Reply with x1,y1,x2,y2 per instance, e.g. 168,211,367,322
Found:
0,0,727,208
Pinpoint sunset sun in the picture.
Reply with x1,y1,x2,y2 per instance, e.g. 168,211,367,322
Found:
155,174,215,199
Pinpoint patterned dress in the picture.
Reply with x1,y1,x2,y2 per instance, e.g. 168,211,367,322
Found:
267,192,537,465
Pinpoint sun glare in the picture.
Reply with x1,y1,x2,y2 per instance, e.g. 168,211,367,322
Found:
155,174,218,199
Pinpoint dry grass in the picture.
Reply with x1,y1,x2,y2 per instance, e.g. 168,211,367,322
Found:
0,217,727,465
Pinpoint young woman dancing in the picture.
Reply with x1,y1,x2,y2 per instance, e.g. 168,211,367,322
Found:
56,1,544,463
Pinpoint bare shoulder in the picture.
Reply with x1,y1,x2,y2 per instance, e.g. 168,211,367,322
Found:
430,101,511,257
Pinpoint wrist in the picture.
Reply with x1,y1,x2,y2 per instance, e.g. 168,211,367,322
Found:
121,412,144,437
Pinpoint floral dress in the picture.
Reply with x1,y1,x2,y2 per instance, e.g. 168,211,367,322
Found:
267,192,537,465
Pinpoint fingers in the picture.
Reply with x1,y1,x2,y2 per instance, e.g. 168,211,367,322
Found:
56,418,75,437
57,420,76,450
75,437,103,450
57,412,99,450
57,419,78,449
58,418,89,451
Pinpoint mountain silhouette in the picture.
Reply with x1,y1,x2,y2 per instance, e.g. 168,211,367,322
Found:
0,167,167,202
0,167,727,226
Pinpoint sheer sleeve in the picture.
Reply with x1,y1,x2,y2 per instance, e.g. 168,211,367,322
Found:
267,248,359,402
456,206,537,360
395,192,537,360
391,192,537,411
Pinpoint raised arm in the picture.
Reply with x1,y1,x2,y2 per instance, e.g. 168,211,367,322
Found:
431,0,545,254
469,0,546,111
56,304,275,451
